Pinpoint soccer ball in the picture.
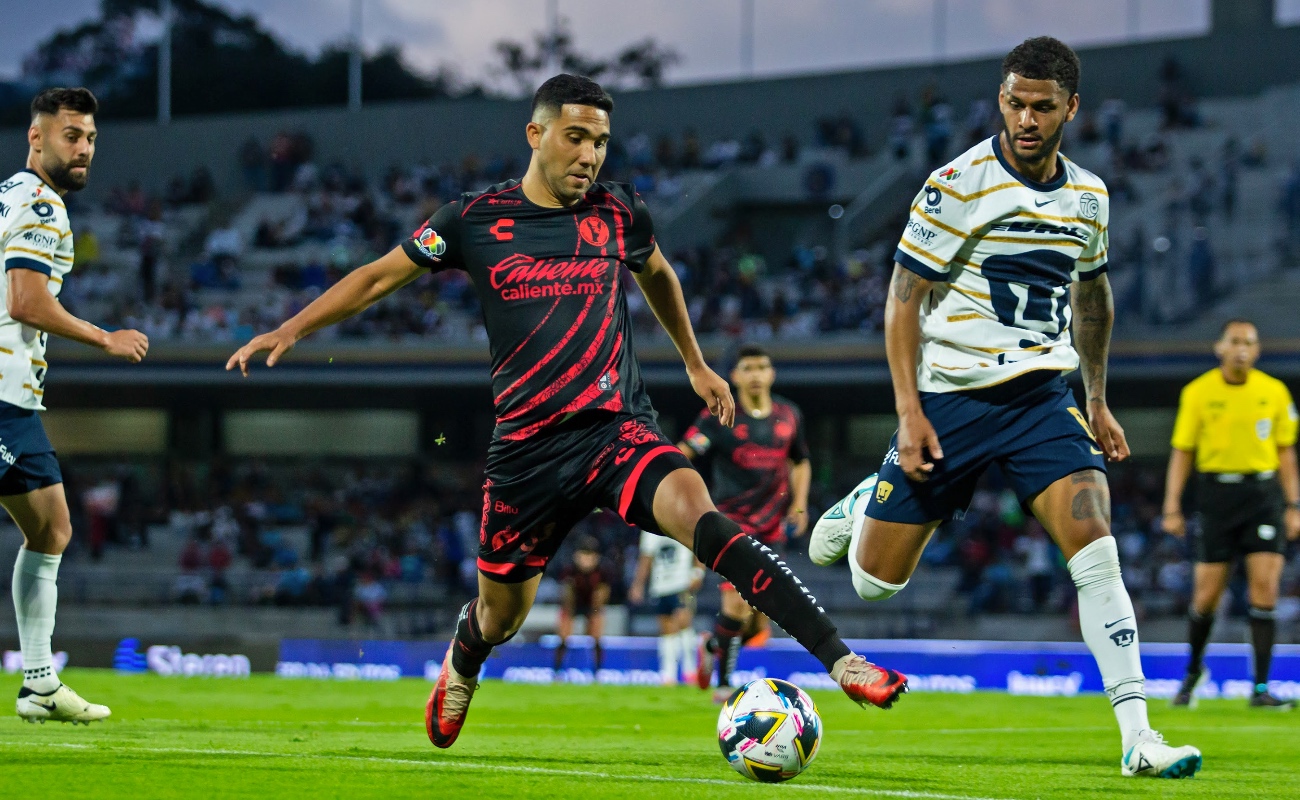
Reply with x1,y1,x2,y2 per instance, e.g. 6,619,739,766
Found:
716,678,822,782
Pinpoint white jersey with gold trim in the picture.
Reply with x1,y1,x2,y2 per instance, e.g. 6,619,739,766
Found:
894,135,1109,393
0,170,74,410
638,530,695,598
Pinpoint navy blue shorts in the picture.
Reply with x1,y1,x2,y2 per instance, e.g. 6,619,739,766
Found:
866,371,1106,525
652,592,684,616
0,403,61,496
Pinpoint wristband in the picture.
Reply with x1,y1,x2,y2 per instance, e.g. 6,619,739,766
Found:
1287,502,1300,511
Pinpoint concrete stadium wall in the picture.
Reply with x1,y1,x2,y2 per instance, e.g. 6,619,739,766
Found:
0,21,1297,197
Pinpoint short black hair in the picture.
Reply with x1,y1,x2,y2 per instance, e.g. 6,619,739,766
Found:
31,87,98,120
531,74,613,119
735,343,770,363
1220,318,1257,337
575,535,601,555
1002,37,1080,96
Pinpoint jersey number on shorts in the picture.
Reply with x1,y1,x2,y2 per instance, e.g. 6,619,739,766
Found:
1066,406,1098,442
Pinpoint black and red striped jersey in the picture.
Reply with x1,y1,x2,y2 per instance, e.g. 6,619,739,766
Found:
559,564,611,609
402,180,656,441
681,396,810,542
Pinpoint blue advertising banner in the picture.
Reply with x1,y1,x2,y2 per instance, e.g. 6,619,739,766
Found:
277,637,1300,700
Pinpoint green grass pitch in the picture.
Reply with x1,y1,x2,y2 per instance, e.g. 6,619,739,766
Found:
0,668,1296,799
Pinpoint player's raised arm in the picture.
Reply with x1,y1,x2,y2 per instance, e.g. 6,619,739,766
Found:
226,245,424,376
1071,273,1128,461
634,245,734,427
884,263,942,481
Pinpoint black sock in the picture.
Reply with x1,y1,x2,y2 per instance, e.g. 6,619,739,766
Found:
553,641,567,673
450,598,512,678
1248,606,1276,691
1187,608,1214,675
713,613,744,687
593,641,604,673
692,511,851,672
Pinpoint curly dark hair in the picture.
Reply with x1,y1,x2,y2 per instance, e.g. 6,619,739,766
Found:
30,87,98,119
531,73,614,118
1001,37,1080,96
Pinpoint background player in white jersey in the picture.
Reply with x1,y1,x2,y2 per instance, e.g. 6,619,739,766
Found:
629,529,703,684
809,38,1201,778
4,88,148,724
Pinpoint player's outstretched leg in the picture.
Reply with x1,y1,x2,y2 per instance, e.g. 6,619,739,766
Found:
1034,472,1200,778
8,487,110,725
653,468,907,710
427,576,536,748
809,473,879,566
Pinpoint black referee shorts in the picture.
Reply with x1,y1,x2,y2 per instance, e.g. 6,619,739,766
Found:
1195,473,1286,563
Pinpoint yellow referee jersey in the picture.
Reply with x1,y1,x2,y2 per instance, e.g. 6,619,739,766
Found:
1170,368,1298,473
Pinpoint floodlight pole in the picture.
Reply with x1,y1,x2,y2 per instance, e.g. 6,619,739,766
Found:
547,0,561,77
349,0,363,112
740,0,755,76
932,0,947,65
158,0,171,124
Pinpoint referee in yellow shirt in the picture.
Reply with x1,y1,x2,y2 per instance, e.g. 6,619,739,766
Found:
1161,320,1300,709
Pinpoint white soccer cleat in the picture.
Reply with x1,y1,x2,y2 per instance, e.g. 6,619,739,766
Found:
809,474,878,566
16,683,111,725
1121,730,1201,779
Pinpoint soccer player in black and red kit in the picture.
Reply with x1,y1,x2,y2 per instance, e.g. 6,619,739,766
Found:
679,345,812,692
228,75,906,749
554,537,611,674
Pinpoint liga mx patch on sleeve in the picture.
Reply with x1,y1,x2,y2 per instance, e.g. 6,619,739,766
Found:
413,227,446,261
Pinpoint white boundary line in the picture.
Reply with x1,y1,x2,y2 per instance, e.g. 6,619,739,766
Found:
0,741,1025,800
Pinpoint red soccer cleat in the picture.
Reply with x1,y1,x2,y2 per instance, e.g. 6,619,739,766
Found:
696,633,715,690
837,655,908,710
426,646,479,748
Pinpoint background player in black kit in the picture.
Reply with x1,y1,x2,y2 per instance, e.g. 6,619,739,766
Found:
679,345,811,692
227,74,906,750
553,537,612,675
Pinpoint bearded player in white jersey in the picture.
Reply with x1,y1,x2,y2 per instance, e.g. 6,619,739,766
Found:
4,88,148,724
810,38,1201,778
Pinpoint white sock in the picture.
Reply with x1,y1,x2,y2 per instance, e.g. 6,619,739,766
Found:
677,627,697,678
1067,537,1149,749
13,548,62,693
658,633,680,684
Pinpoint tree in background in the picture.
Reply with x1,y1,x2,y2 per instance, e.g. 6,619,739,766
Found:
493,18,680,97
1,0,478,124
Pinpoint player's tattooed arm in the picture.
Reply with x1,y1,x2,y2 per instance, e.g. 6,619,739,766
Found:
1071,275,1113,405
885,263,943,480
1071,275,1130,461
890,265,927,304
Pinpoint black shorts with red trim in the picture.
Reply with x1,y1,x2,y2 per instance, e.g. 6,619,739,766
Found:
478,410,692,583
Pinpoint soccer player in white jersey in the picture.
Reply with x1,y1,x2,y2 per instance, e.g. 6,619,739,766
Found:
5,88,148,724
809,38,1202,778
629,530,703,684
